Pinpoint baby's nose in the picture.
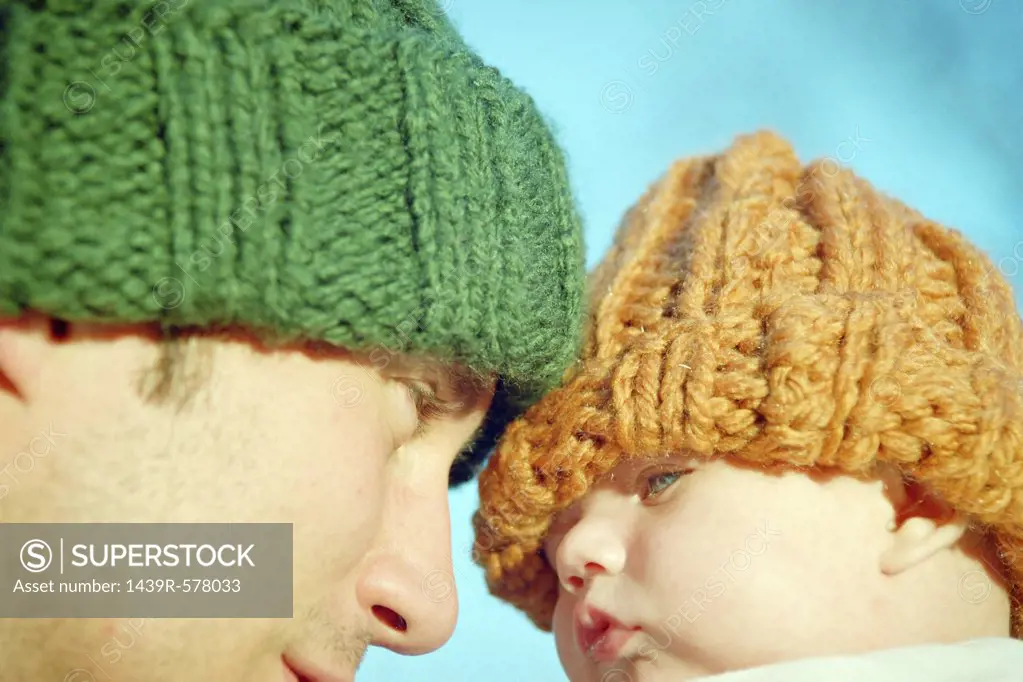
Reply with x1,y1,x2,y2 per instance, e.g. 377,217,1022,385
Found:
555,515,627,594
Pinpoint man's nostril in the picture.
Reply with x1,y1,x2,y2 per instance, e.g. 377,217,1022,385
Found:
372,605,408,632
567,576,584,589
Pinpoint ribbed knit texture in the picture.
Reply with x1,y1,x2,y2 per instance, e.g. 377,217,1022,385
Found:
0,0,586,482
473,130,1023,634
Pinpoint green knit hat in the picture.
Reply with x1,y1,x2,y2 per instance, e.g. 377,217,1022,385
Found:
0,0,586,484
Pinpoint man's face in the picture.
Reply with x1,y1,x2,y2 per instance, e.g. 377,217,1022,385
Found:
542,453,1011,682
0,316,493,681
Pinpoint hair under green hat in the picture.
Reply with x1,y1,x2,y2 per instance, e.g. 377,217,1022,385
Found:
0,0,586,483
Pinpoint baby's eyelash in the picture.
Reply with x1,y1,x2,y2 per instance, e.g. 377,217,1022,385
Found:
640,466,695,501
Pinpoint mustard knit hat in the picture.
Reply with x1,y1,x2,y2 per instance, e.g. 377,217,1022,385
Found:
472,130,1023,635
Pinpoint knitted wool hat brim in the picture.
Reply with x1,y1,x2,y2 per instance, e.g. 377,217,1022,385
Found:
0,0,586,483
472,130,1023,634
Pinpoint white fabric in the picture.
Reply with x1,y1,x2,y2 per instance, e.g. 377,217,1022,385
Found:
693,638,1023,681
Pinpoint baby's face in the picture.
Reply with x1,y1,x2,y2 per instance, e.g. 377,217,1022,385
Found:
542,454,1003,681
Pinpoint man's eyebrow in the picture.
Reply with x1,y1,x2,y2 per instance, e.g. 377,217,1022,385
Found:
405,361,492,430
420,361,491,406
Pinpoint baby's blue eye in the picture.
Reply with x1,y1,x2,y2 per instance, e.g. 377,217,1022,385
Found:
644,471,683,498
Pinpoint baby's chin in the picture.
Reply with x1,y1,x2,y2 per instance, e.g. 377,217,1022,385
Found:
554,629,714,682
560,656,715,682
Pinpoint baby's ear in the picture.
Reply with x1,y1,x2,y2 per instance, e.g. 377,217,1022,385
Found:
879,476,967,575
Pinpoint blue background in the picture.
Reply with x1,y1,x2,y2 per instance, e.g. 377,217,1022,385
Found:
362,1,1023,679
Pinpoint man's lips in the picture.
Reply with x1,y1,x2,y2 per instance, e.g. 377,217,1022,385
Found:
283,654,352,682
573,604,641,664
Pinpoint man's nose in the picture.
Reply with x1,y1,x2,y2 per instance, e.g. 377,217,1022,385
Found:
555,498,628,595
356,483,459,655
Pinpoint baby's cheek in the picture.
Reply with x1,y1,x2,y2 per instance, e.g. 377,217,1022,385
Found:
634,525,724,605
552,587,588,678
551,585,574,638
